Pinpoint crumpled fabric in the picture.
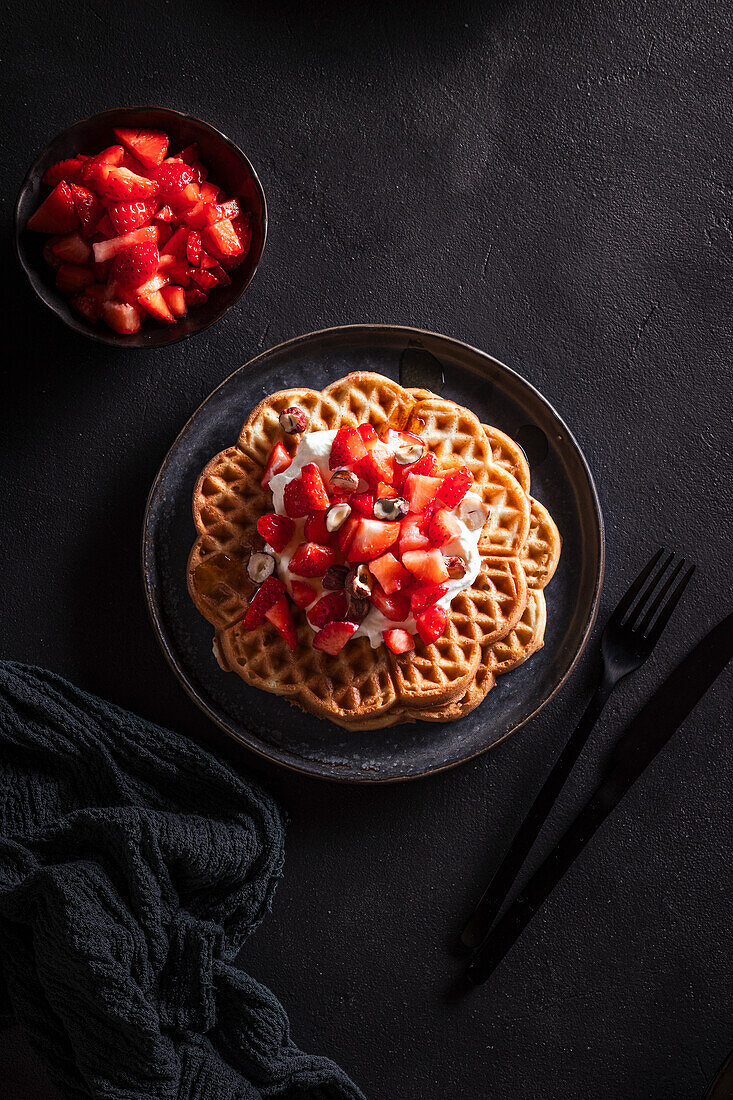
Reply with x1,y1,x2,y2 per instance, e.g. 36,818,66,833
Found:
0,662,365,1100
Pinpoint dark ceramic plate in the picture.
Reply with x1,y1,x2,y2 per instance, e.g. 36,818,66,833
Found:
142,325,604,782
14,106,267,348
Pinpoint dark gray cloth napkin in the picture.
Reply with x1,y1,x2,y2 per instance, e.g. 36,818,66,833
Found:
0,662,364,1100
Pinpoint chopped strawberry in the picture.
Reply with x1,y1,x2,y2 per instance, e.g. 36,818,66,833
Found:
368,552,412,595
351,491,375,517
155,204,176,222
256,513,295,552
346,518,400,563
152,160,196,199
215,198,241,221
383,628,415,654
369,583,410,622
121,272,168,302
436,466,473,507
185,230,201,265
357,423,379,446
207,263,231,286
382,428,425,450
264,595,297,650
80,145,125,184
415,604,448,645
301,463,330,511
138,289,175,324
100,299,142,334
283,478,309,518
108,199,157,234
42,156,88,188
27,181,79,233
92,225,158,263
399,513,431,554
98,166,159,203
184,200,219,229
184,286,208,308
409,583,448,613
231,214,252,256
113,127,169,169
111,242,159,287
401,548,450,586
290,580,317,609
50,232,91,265
409,451,439,477
56,264,94,294
70,185,102,237
169,182,201,215
403,472,442,514
428,508,463,546
201,217,245,257
157,254,190,285
289,542,336,578
358,441,394,485
69,292,101,324
329,426,367,471
335,515,360,555
304,511,330,544
375,481,397,499
175,143,199,165
308,591,348,628
243,575,286,629
190,268,218,289
42,241,62,268
313,621,357,655
160,285,187,318
95,214,116,238
200,181,220,203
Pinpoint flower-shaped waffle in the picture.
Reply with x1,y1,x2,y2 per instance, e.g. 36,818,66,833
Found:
187,372,561,729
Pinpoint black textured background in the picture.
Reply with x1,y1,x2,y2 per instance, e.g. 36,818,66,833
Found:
3,1,732,1097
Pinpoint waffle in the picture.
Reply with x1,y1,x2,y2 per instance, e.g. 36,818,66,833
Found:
188,372,561,729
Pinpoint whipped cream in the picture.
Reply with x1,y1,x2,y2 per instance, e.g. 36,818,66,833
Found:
267,430,486,649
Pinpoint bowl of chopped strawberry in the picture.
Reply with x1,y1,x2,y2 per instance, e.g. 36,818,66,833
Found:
15,107,267,347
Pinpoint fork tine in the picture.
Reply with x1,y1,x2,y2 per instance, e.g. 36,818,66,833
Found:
624,551,676,629
645,564,696,645
636,559,685,635
609,548,665,626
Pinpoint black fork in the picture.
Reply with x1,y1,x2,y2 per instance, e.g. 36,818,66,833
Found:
461,549,695,950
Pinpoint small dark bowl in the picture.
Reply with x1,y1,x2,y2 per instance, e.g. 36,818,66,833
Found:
14,106,267,349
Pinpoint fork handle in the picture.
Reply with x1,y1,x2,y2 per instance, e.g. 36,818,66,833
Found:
460,669,615,949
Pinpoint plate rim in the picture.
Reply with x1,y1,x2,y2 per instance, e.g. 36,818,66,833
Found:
142,323,605,783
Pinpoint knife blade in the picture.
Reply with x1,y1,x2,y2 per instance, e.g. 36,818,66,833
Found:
466,610,733,986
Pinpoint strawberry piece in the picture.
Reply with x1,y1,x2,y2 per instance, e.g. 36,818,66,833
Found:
152,160,196,199
358,441,394,485
289,542,336,578
258,444,290,492
329,426,367,471
69,292,101,324
184,200,219,229
214,198,241,221
231,214,252,256
98,166,159,203
190,161,208,185
113,127,169,169
243,575,286,629
69,185,102,237
256,513,295,552
157,254,190,286
368,551,412,595
200,181,220,203
351,491,375,517
301,463,330,511
304,511,330,544
410,451,439,477
175,143,199,165
404,473,442,513
95,214,116,238
184,286,208,308
42,156,88,188
382,428,425,450
108,199,157,234
111,242,159,287
208,263,231,287
186,230,202,266
169,183,201,215
357,423,379,446
56,264,94,294
121,272,168,302
190,268,218,289
415,603,448,645
155,204,176,222
100,299,142,334
369,583,410,622
27,181,79,234
398,513,431,555
264,595,297,650
201,218,245,257
308,591,348,628
79,146,125,188
138,290,176,324
383,628,415,654
436,467,473,507
156,222,174,249
160,225,189,257
283,479,309,519
290,580,317,609
160,285,187,318
346,518,400,563
42,241,62,268
50,232,91,265
92,225,159,264
428,508,463,546
401,548,450,586
313,620,358,655
335,515,360,556
409,583,448,613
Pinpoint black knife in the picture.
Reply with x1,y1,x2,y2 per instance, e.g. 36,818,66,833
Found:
466,610,733,986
